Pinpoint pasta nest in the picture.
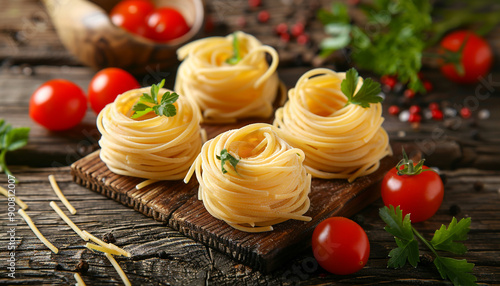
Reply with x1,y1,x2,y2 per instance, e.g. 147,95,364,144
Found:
97,87,203,180
174,31,280,123
274,68,392,182
185,123,311,232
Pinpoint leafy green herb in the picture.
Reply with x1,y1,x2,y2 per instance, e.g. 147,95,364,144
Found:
226,32,242,65
318,1,500,93
341,68,382,108
318,1,432,92
380,205,477,286
0,119,30,179
216,149,240,174
131,79,179,119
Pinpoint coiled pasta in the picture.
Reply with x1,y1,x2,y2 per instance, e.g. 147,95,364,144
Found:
184,123,311,232
174,31,280,123
97,87,203,181
274,68,391,182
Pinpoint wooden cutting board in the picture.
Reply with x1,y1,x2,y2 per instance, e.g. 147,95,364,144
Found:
70,119,398,273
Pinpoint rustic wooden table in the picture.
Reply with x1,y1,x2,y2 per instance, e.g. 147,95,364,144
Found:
1,0,499,285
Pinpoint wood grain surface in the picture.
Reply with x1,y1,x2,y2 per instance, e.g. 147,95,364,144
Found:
2,165,499,285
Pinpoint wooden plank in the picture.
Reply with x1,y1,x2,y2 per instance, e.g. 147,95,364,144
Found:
71,133,398,274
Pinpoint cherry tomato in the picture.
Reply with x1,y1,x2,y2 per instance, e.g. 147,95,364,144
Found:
381,165,444,223
30,79,87,131
145,7,190,42
88,68,140,114
110,0,155,37
312,217,370,275
440,30,493,84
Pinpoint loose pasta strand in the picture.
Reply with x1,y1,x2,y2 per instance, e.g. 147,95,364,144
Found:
274,68,392,182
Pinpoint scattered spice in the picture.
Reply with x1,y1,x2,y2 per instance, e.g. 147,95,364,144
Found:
460,107,472,119
257,10,270,23
449,204,461,216
473,181,484,192
102,232,116,244
419,253,434,266
74,260,90,273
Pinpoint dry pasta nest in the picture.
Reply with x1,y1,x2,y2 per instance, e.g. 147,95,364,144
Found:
185,123,312,232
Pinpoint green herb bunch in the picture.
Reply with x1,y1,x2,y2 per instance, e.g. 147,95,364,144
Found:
380,205,477,286
0,119,30,179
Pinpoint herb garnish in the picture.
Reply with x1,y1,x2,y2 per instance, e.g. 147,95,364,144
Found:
341,68,382,108
216,149,239,174
380,205,477,286
226,32,242,65
131,79,178,119
0,119,30,179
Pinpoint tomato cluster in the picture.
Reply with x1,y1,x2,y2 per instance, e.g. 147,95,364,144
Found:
110,0,190,42
30,68,139,131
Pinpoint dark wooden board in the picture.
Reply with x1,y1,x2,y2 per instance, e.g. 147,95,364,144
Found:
71,119,399,273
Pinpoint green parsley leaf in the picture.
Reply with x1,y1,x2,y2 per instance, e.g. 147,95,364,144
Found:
379,205,414,242
430,217,471,254
131,79,179,119
0,119,30,179
434,257,477,286
226,32,242,65
341,68,382,108
216,149,240,174
380,205,419,267
388,238,420,268
380,205,478,286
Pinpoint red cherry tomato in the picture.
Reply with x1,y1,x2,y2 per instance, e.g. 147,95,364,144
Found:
110,0,155,37
88,68,140,114
440,30,493,84
30,79,87,131
312,217,370,275
381,165,444,223
145,7,190,42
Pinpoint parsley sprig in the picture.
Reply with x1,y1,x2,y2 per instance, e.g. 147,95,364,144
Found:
0,119,30,180
216,149,239,174
341,68,382,108
226,32,242,65
131,79,178,119
380,205,477,286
